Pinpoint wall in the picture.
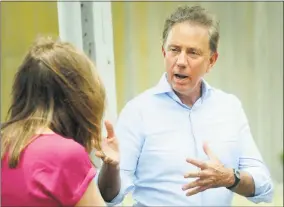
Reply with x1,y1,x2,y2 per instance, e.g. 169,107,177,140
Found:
1,2,59,122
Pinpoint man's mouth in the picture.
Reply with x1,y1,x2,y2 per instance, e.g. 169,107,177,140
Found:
174,74,188,79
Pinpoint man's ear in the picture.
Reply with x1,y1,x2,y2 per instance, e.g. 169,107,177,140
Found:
162,46,166,57
207,52,218,72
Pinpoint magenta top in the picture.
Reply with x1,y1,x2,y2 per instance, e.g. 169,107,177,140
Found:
1,133,96,206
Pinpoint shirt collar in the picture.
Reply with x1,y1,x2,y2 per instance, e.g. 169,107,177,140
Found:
152,72,212,101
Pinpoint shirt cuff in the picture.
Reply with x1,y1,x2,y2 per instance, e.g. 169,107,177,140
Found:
243,168,274,203
105,189,125,206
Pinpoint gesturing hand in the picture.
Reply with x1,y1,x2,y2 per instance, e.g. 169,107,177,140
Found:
182,142,234,196
95,120,120,166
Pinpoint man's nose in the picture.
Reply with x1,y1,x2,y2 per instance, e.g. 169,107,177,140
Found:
176,51,187,68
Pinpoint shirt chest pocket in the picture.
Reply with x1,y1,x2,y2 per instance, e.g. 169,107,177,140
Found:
195,122,241,169
206,138,240,169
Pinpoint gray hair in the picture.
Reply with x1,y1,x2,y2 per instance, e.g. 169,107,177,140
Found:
162,5,220,53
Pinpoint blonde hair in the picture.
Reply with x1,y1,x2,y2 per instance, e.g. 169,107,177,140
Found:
1,36,106,168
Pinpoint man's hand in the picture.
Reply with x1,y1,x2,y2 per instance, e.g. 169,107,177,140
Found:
182,142,235,196
95,120,119,166
96,121,121,202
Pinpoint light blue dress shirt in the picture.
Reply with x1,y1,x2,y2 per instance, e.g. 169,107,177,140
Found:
105,73,273,206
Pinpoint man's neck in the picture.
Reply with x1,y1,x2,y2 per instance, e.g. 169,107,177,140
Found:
175,82,202,107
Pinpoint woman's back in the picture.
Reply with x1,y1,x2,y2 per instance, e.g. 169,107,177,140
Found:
2,133,96,206
1,37,117,206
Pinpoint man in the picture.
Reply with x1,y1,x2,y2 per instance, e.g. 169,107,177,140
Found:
96,5,274,206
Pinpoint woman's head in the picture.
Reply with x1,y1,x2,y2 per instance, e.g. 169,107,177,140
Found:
1,36,106,167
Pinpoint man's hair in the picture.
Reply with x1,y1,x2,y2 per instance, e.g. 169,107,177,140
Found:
162,5,220,53
1,36,106,168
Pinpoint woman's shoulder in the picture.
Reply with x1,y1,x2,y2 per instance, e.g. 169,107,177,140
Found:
18,133,97,206
24,133,92,167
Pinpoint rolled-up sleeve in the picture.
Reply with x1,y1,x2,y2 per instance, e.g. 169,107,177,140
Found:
236,98,274,203
242,167,274,203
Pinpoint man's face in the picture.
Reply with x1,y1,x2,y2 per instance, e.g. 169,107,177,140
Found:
163,22,218,96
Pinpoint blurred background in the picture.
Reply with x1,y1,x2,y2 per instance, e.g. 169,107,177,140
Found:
1,1,283,206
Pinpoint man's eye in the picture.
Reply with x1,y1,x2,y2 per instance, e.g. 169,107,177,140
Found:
170,48,179,52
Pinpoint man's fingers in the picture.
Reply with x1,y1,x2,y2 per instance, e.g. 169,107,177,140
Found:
104,156,111,163
95,150,118,165
186,158,208,170
182,179,211,191
95,151,105,159
103,156,119,165
182,179,200,191
110,159,119,166
104,120,115,139
106,137,115,143
186,186,208,196
184,170,206,178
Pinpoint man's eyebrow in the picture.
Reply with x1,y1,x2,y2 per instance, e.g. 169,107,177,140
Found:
167,44,180,48
188,47,203,53
188,46,201,50
167,44,203,53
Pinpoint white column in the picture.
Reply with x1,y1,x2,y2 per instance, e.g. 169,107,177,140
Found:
57,1,83,50
57,1,117,126
91,2,118,125
57,1,118,167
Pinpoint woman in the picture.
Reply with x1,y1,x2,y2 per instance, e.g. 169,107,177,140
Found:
1,37,119,206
